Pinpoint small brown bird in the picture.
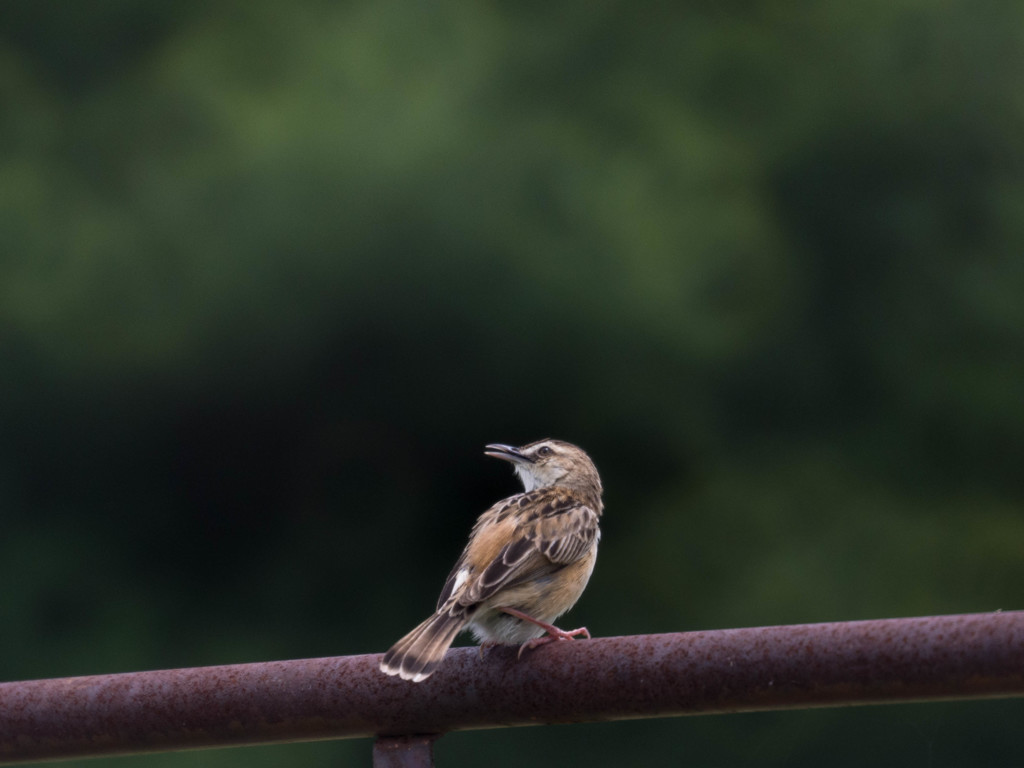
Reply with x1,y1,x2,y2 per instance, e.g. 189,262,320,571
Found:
380,439,604,682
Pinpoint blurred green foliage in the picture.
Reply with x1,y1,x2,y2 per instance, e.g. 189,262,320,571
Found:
1,1,1022,766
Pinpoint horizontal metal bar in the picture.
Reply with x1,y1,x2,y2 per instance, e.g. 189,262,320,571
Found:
1,612,1022,764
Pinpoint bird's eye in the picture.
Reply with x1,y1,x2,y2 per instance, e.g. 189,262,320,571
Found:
537,445,553,457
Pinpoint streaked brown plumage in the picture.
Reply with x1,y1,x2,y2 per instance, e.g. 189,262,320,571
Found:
379,439,604,682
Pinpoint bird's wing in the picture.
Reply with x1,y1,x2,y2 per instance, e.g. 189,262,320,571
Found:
435,496,514,610
438,489,599,608
531,502,601,564
436,557,465,612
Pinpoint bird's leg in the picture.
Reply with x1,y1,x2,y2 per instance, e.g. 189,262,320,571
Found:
498,606,591,659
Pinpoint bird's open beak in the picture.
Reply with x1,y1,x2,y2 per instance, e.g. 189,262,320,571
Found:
484,443,533,463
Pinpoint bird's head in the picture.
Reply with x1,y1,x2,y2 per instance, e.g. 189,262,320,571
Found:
484,439,602,499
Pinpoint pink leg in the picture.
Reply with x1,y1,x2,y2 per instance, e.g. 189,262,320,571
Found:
499,607,591,659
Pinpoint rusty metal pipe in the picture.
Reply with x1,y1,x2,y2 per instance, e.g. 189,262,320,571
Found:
1,612,1022,764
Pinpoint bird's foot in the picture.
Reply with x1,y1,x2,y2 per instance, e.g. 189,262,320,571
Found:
497,606,591,660
516,626,591,659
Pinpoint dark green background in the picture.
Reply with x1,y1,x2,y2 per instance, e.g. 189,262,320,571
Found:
2,2,1022,766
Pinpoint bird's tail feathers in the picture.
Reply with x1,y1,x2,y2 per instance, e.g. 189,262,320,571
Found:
379,609,467,682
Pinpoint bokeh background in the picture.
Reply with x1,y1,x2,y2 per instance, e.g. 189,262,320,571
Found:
2,1,1023,766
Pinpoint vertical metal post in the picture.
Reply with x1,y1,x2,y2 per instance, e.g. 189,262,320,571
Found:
372,734,438,768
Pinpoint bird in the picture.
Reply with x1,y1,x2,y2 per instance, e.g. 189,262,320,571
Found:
379,438,604,682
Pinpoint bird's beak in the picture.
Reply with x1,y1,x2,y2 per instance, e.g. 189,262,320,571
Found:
484,443,533,463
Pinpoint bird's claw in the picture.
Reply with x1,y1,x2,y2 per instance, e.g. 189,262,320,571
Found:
478,641,499,660
516,626,591,659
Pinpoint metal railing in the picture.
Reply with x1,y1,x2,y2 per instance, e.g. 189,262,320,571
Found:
1,612,1022,766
